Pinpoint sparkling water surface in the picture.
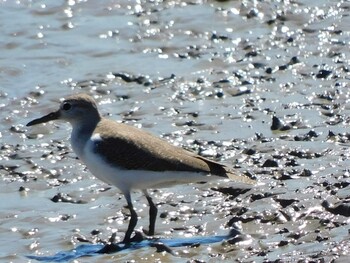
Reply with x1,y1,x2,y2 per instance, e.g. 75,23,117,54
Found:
1,0,350,262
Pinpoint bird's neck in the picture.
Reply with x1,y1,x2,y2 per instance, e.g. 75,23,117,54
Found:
70,119,99,160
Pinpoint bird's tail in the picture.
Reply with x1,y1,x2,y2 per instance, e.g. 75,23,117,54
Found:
226,170,255,185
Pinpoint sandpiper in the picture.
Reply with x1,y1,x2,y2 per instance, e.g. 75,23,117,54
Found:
26,93,253,243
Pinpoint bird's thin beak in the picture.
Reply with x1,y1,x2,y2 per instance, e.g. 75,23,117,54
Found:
26,110,60,126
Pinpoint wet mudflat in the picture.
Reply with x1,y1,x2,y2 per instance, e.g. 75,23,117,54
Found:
0,0,350,262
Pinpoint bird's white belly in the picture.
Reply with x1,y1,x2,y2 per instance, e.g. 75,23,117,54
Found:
81,139,216,194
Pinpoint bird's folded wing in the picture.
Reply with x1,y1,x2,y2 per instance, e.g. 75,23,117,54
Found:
93,120,254,184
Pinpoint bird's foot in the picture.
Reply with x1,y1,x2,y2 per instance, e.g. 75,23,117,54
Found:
125,230,146,243
97,231,146,254
142,228,155,237
97,242,126,254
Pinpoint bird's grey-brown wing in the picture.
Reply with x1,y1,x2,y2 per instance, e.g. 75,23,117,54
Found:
93,119,254,184
93,120,227,176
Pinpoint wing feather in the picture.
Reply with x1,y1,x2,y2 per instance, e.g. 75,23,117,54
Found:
93,119,254,184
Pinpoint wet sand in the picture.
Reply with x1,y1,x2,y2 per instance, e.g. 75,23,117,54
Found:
0,0,350,262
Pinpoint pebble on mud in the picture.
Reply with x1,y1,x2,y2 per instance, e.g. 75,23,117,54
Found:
50,193,86,204
321,200,350,217
262,159,279,167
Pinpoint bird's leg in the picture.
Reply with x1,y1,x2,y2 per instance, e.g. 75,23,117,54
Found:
122,192,138,243
143,189,158,236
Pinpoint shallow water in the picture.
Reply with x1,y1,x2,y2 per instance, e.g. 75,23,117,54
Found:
1,0,350,262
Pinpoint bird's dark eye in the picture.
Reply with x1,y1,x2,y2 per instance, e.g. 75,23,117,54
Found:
62,102,72,111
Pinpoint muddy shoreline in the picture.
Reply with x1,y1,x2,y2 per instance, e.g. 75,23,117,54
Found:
1,0,350,262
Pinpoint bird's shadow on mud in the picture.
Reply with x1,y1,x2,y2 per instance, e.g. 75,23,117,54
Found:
27,228,241,262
